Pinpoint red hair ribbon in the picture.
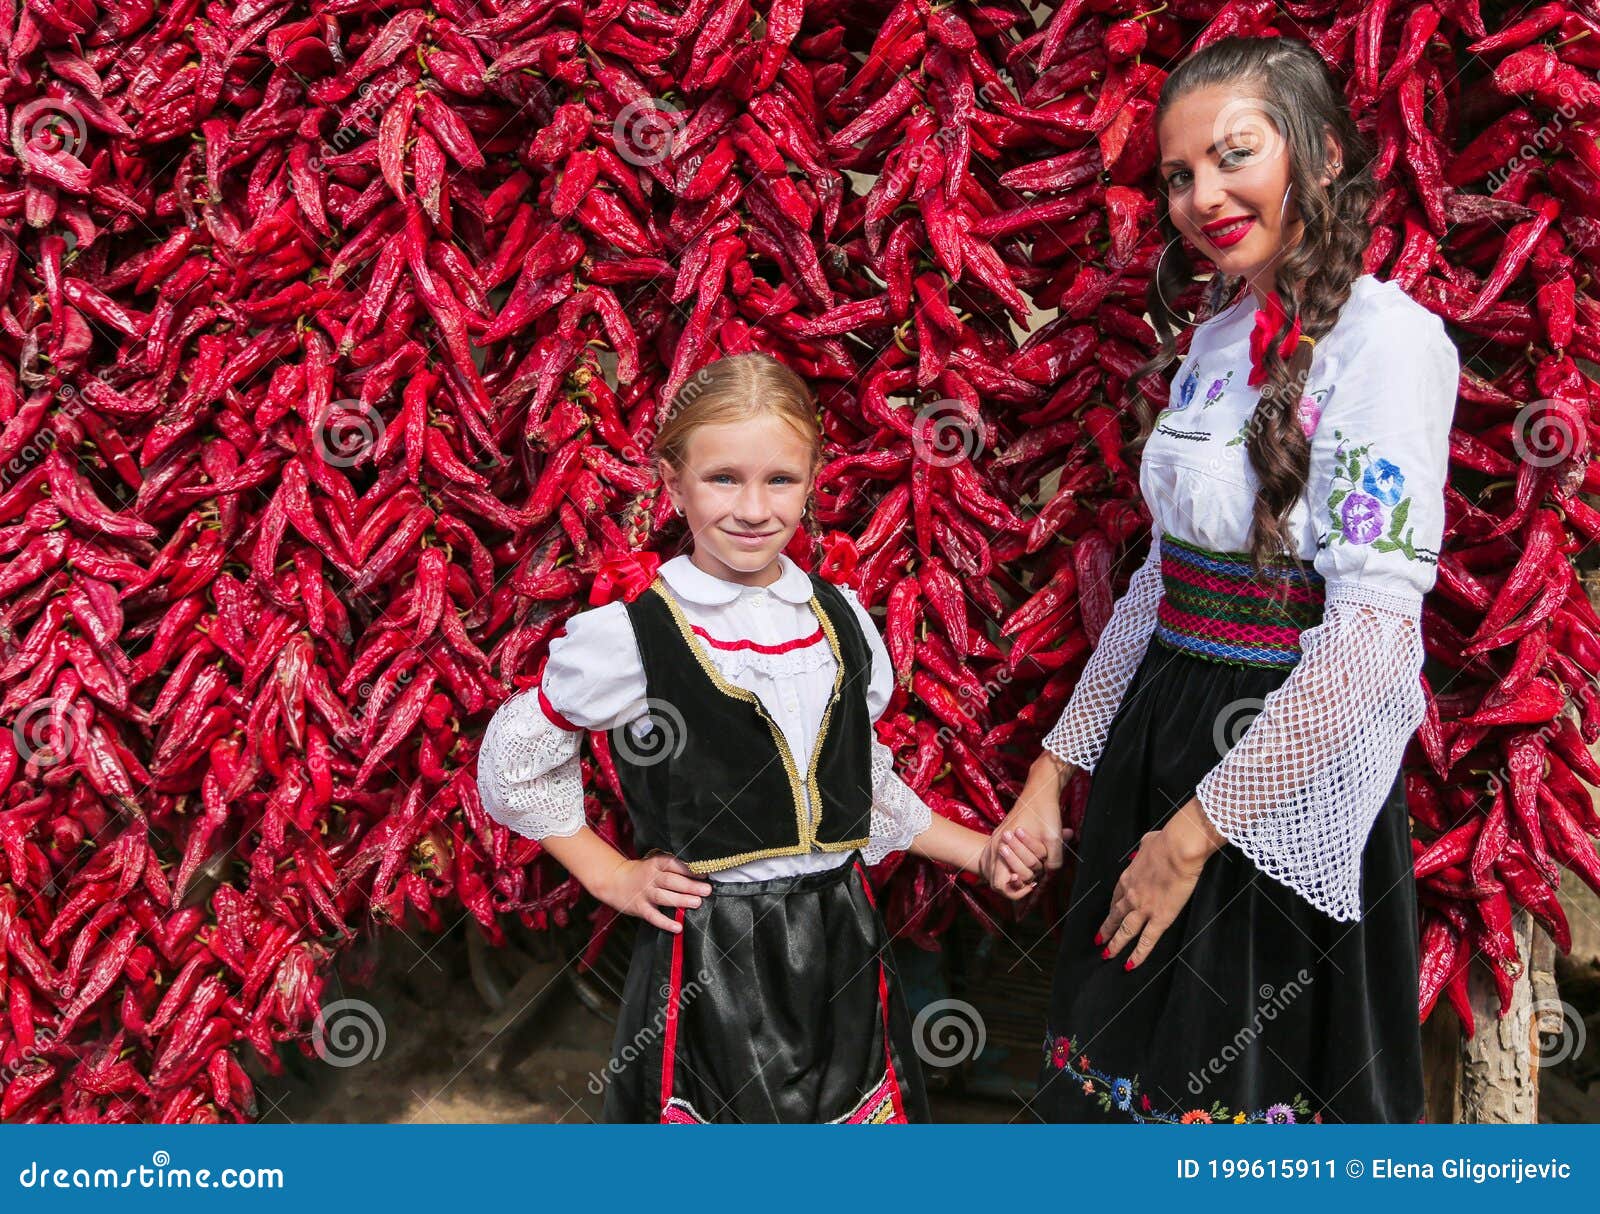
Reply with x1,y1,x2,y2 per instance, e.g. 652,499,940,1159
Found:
1247,289,1303,388
589,549,662,606
815,530,861,586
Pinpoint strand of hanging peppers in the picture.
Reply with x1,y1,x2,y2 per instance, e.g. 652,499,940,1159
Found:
1,0,1598,1122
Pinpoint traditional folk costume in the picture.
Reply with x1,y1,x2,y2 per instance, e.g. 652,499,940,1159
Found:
1035,274,1459,1124
477,552,935,1122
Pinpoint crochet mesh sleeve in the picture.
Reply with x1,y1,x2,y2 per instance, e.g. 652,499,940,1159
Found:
838,584,935,865
1192,582,1427,922
475,689,586,840
1040,530,1164,774
1193,300,1457,922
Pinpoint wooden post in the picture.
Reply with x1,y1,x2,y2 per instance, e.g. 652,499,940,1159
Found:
1460,910,1535,1121
1423,910,1557,1123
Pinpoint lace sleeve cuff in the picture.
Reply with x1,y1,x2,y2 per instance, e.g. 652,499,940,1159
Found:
1040,535,1164,774
476,689,587,840
1192,579,1426,922
859,738,934,866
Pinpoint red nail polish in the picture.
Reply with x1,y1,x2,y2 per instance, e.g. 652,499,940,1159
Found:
1093,931,1103,946
1100,946,1111,960
1123,959,1135,971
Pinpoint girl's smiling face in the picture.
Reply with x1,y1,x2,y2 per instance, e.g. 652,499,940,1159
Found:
1158,83,1324,305
660,411,815,587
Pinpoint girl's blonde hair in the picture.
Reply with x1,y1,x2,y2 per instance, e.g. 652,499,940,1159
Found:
652,352,824,478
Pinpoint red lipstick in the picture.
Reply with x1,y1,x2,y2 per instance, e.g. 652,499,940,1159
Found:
1201,215,1255,248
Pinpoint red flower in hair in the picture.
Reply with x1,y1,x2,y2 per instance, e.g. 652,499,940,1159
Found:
1247,289,1302,387
589,549,662,606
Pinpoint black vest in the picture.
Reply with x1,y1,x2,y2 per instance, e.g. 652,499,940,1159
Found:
610,572,874,874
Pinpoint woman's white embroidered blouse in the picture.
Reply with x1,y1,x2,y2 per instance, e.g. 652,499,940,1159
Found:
1042,274,1459,922
475,553,934,881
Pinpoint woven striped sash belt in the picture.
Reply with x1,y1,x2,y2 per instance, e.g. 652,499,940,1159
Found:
1153,534,1326,668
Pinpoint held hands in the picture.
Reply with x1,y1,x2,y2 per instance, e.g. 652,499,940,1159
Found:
596,853,713,934
981,824,1060,900
981,753,1074,900
1097,797,1225,970
981,807,1070,901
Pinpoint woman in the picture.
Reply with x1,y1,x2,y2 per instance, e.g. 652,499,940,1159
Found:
984,36,1459,1124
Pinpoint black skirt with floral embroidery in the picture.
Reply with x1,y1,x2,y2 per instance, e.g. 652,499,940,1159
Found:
1033,635,1426,1125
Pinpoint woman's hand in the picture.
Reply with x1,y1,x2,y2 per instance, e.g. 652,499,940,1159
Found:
982,753,1076,899
1097,797,1226,969
594,853,713,934
982,825,1051,900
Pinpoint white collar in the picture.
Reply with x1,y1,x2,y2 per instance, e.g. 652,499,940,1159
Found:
658,552,815,605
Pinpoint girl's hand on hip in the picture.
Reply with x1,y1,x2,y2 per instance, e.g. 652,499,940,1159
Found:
597,854,714,934
1097,799,1223,970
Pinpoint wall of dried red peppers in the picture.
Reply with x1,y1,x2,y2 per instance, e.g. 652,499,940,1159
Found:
1,0,1599,1122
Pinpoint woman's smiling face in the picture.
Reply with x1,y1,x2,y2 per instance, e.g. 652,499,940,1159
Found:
1157,83,1303,302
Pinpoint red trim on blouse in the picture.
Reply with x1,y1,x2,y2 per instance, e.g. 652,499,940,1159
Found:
538,685,582,733
689,624,825,654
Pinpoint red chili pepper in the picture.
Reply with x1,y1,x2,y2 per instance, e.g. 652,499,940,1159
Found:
1502,732,1562,884
1080,406,1131,480
1465,561,1570,655
1415,815,1484,879
917,560,970,662
1464,676,1565,726
1539,782,1600,896
1469,508,1563,642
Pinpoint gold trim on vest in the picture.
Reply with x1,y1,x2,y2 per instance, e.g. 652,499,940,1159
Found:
645,577,870,873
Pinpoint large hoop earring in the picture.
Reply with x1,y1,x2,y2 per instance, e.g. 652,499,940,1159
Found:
1153,235,1204,328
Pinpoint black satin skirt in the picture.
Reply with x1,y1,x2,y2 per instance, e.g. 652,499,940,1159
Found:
1034,636,1426,1124
601,849,932,1123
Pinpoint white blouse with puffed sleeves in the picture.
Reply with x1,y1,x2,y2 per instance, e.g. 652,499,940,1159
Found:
475,552,934,882
1042,273,1460,921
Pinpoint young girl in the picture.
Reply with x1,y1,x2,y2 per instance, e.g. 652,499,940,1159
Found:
988,36,1458,1123
477,351,995,1123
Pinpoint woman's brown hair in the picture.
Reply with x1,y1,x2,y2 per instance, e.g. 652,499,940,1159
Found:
1128,35,1378,576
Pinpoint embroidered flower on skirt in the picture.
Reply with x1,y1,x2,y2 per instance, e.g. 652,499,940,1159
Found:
1042,1032,1321,1124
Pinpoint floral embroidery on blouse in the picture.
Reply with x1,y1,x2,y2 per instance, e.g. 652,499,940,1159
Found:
1156,421,1213,442
1177,364,1200,411
1198,368,1234,412
1042,1032,1321,1124
1222,387,1329,448
1298,387,1328,438
1323,426,1434,562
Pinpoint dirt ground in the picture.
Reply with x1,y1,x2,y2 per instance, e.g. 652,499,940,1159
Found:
249,902,1600,1125
251,913,1030,1124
